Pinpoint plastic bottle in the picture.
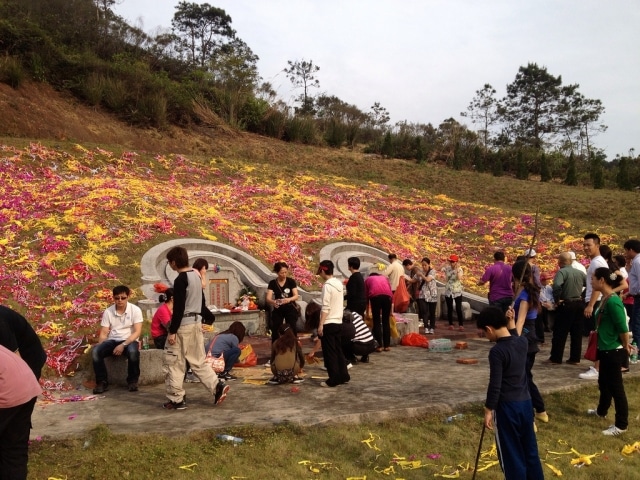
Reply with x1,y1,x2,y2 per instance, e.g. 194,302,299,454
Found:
631,342,638,364
444,413,464,423
142,334,149,350
217,434,243,444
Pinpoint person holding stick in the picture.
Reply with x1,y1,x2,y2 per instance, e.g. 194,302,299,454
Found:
477,306,544,479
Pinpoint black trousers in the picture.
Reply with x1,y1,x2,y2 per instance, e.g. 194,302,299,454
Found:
597,348,629,430
320,323,350,387
270,305,298,342
370,295,392,348
549,300,583,363
0,396,37,480
342,338,376,361
417,299,437,330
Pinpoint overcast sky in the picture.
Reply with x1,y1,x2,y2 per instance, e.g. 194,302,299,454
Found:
115,0,639,158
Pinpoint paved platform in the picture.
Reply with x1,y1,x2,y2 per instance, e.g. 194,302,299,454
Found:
32,334,629,440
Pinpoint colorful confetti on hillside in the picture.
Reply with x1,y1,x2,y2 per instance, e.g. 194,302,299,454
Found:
0,143,614,381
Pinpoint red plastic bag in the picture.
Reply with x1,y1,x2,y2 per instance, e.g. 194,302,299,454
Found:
400,332,429,348
234,343,258,367
393,278,410,313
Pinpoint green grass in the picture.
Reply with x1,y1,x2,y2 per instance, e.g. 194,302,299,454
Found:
28,378,640,479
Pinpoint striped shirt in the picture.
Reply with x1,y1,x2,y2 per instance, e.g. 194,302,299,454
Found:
352,312,375,343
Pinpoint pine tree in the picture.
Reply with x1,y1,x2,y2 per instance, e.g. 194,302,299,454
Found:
540,153,551,182
516,150,528,179
564,152,578,186
492,154,503,177
617,156,633,190
381,131,394,158
474,145,485,173
452,142,462,170
590,152,605,189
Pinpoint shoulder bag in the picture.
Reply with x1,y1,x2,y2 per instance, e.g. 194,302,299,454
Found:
205,335,225,373
584,294,612,362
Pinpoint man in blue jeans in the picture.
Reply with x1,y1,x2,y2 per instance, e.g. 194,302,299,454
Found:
92,285,143,393
624,239,640,347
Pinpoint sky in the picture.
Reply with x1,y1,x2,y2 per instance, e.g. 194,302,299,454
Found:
114,0,639,158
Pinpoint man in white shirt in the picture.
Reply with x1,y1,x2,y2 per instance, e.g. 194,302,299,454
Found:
381,253,405,292
317,259,350,387
577,233,608,379
92,285,143,394
583,233,608,326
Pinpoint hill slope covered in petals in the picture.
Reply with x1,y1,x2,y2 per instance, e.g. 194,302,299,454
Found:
0,143,620,380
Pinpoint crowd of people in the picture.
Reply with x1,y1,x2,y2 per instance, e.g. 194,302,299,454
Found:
4,235,640,479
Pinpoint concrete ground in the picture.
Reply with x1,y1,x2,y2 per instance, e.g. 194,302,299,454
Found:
32,333,629,440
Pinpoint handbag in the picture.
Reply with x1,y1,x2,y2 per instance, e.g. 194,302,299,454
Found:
584,294,613,362
584,331,598,362
205,336,225,373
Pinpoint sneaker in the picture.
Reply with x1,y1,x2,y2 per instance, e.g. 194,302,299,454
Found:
214,383,230,405
579,366,599,380
185,372,200,383
429,329,435,334
347,363,353,370
127,382,139,392
458,326,464,331
267,376,280,385
93,381,108,394
222,372,237,381
292,376,305,384
264,360,271,367
602,425,627,436
448,325,455,330
587,408,606,418
163,400,187,410
535,411,549,423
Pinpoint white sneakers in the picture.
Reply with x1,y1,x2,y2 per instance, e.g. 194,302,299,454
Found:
579,366,598,380
602,425,627,436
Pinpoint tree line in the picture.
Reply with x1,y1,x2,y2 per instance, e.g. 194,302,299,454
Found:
0,0,637,189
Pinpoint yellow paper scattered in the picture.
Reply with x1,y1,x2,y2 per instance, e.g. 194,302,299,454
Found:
360,433,381,451
242,378,269,385
179,463,197,472
622,441,640,455
545,463,563,476
476,460,500,472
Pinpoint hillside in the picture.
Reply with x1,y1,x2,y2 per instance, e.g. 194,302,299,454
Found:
1,81,639,381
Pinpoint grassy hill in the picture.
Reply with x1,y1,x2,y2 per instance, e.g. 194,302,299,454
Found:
1,80,638,379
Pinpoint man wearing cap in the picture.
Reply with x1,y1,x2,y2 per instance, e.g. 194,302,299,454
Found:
569,251,587,275
317,260,350,387
478,251,513,314
547,252,586,365
524,248,542,288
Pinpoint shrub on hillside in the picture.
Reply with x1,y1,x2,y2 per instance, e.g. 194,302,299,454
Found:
0,56,26,88
284,116,318,145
